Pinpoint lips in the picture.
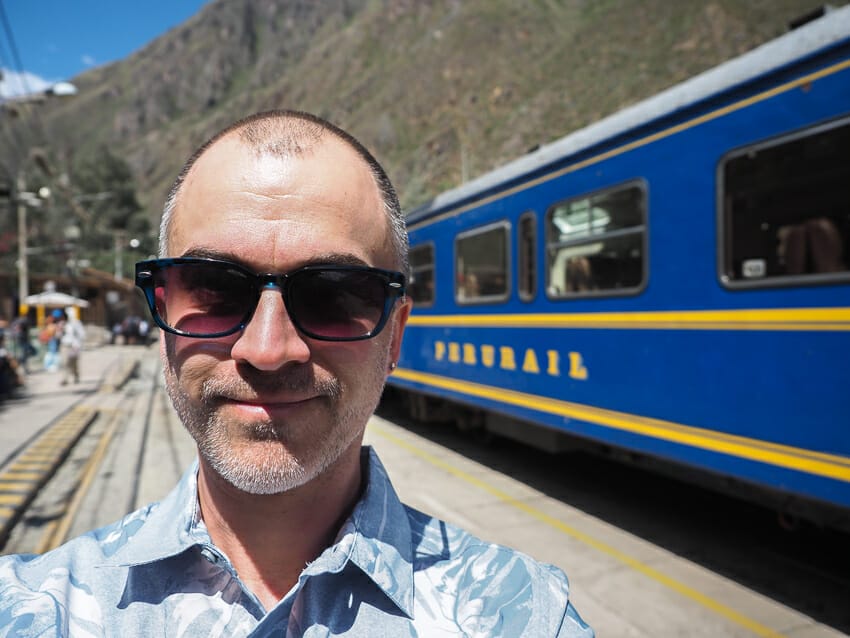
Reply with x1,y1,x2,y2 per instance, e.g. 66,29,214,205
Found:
225,394,317,405
199,369,340,413
218,393,322,418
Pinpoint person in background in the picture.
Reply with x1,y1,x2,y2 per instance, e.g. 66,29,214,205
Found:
138,318,150,346
0,329,24,396
0,110,593,637
41,311,62,372
10,313,32,374
59,306,85,385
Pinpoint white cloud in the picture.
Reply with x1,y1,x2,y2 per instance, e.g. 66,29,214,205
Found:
0,67,54,99
82,54,96,67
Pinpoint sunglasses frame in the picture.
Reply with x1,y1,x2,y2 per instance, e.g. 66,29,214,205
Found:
135,257,406,341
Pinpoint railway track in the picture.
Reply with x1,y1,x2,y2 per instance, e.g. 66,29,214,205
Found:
0,354,140,553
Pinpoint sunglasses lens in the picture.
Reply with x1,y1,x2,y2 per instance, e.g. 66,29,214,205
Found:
141,259,401,341
289,269,388,339
153,262,255,336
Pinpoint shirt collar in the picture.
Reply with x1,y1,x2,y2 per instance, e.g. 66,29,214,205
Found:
101,459,209,567
336,447,415,617
98,448,416,618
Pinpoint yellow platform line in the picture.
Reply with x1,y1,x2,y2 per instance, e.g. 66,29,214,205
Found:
370,421,787,638
18,458,58,465
0,407,99,542
0,471,43,481
37,409,123,553
0,493,27,506
0,481,37,492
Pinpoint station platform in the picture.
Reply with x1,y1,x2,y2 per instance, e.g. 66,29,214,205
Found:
1,340,846,637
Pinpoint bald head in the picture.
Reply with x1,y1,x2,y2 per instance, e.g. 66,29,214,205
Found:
159,110,408,275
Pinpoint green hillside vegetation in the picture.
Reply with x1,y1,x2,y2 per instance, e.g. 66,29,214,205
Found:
6,0,845,267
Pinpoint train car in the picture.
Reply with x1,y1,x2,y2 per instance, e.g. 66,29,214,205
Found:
386,6,850,529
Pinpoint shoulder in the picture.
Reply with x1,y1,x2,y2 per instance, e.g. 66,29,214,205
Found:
405,503,558,581
0,540,105,637
404,505,593,637
0,502,161,636
0,503,157,619
0,466,200,636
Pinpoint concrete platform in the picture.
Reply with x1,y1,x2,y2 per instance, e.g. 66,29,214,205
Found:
364,417,848,637
2,341,846,637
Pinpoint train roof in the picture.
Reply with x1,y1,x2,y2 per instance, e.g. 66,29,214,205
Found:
404,5,850,225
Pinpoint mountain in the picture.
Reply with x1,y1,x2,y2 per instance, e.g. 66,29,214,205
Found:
27,0,847,225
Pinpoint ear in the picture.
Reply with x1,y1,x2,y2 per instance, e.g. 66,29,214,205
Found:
388,296,412,372
159,327,171,364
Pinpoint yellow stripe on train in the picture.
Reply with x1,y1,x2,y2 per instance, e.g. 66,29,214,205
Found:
391,368,850,483
406,307,850,331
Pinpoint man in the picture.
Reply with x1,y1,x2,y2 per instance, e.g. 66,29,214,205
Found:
59,306,86,385
0,110,593,637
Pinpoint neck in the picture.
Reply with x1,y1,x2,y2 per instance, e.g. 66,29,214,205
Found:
196,445,364,611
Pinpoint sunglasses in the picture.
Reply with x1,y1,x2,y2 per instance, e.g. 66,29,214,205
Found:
135,257,406,341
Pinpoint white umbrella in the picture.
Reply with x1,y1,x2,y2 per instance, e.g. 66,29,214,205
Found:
24,291,90,308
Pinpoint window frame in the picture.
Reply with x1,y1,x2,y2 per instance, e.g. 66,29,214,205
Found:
408,242,436,307
544,179,648,300
518,211,538,303
454,220,512,306
717,115,850,290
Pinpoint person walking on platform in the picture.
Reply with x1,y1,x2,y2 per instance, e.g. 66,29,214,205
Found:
0,111,593,637
58,307,85,385
41,311,62,372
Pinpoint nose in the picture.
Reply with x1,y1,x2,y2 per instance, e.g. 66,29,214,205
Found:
229,288,310,370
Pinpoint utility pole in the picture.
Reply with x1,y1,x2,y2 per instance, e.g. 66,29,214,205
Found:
14,160,51,315
16,171,28,315
2,83,77,315
114,231,125,280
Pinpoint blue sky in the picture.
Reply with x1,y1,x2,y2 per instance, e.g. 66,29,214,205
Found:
1,0,210,97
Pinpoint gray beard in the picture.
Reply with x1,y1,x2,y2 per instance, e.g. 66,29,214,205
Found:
162,357,386,495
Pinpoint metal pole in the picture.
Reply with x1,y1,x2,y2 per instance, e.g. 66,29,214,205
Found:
114,232,124,280
16,171,28,314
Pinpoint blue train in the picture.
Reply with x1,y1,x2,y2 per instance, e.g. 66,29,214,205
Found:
386,6,850,529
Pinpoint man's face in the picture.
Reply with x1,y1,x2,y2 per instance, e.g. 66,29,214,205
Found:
161,133,409,494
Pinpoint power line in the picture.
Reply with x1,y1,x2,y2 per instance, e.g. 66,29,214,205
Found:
0,0,31,96
0,0,53,175
0,21,13,80
0,17,15,96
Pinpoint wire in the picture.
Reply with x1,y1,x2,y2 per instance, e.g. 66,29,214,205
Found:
0,0,32,96
0,0,53,180
0,20,15,98
0,26,13,84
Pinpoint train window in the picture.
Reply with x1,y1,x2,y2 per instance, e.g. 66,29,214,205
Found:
545,182,646,297
409,243,435,306
518,212,537,302
455,222,510,304
721,117,850,286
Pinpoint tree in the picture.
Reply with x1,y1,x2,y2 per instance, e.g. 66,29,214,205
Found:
6,147,152,277
68,147,152,273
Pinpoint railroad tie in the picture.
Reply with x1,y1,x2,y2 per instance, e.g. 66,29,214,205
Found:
0,406,98,546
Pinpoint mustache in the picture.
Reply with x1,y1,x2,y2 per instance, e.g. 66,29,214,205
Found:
199,366,341,401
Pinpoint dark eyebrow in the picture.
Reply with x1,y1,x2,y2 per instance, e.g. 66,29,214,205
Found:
178,248,370,271
309,253,370,268
180,248,239,261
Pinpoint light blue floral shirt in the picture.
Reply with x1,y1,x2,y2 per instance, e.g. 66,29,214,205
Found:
0,447,593,637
